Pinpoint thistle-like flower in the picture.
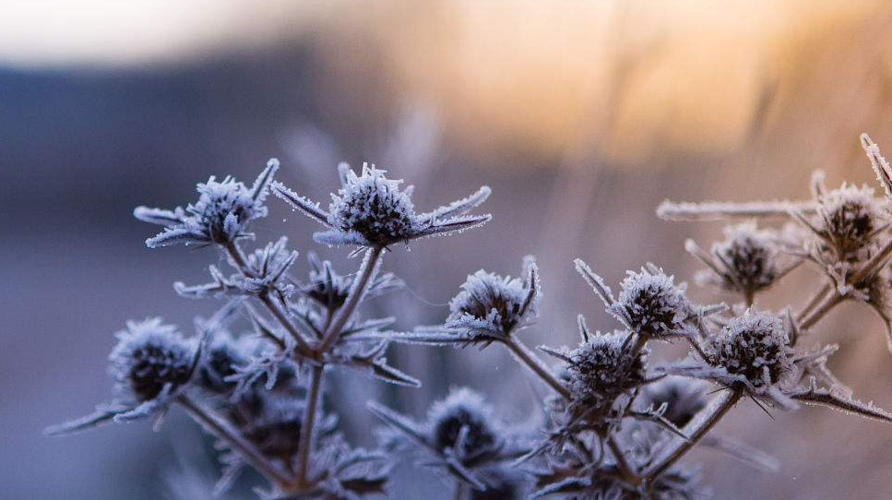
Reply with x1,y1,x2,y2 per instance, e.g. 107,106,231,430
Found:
301,252,402,311
445,256,540,343
135,160,279,248
575,260,715,342
46,318,200,435
272,163,491,248
531,463,706,500
686,222,797,303
638,377,707,430
563,331,646,409
368,387,518,492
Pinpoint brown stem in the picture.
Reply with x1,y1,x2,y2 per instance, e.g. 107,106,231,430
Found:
644,389,742,480
798,293,844,330
296,364,325,487
178,394,295,488
318,246,383,353
504,337,571,399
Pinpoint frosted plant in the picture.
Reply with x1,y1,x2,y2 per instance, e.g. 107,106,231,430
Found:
685,222,800,305
135,160,279,248
47,134,892,500
272,162,491,248
368,387,527,496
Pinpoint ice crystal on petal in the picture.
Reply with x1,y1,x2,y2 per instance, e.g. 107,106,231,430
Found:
273,162,491,248
447,256,539,340
135,160,279,248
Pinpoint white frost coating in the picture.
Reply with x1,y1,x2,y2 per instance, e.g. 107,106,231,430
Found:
135,160,279,248
446,256,540,339
861,132,892,200
271,162,491,248
610,264,695,340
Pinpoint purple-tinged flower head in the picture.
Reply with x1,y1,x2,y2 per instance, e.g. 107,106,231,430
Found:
446,256,539,340
134,160,279,248
427,388,500,459
690,222,787,298
639,377,708,429
273,162,491,248
611,264,694,340
706,310,794,390
109,318,197,402
565,331,646,405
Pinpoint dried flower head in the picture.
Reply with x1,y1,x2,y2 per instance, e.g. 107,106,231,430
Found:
533,463,705,500
301,252,402,310
273,162,491,248
446,256,539,341
197,333,254,395
110,318,197,402
704,310,794,391
564,331,646,406
135,160,278,248
688,222,793,301
427,388,500,460
610,265,697,340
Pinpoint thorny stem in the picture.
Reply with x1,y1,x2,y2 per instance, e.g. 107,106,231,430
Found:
504,336,571,399
223,242,314,355
643,389,742,480
178,394,295,488
318,246,383,353
296,364,325,488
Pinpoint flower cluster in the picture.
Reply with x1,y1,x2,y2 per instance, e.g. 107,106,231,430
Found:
48,134,892,500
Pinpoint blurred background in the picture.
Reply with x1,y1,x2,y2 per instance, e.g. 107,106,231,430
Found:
4,0,892,498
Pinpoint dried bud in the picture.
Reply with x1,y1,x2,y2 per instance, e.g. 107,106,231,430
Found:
694,223,785,297
706,311,793,389
109,318,196,402
639,377,708,429
197,334,253,395
809,183,884,260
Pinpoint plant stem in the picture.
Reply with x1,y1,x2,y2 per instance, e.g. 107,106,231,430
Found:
178,394,295,488
453,481,466,500
295,364,325,488
223,242,313,355
608,435,641,485
504,336,571,399
318,246,383,353
798,293,844,330
644,389,741,480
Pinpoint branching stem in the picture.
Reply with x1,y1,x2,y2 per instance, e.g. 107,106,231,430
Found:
296,364,325,488
318,246,383,352
504,336,571,399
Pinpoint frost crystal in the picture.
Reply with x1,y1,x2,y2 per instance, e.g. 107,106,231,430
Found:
135,160,279,248
705,310,793,390
810,183,883,259
273,162,491,248
610,265,695,340
110,318,197,402
446,256,539,340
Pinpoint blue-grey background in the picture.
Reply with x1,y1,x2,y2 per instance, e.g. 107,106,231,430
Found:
3,1,892,498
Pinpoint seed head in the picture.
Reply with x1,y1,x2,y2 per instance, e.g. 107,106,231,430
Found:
639,377,708,429
813,183,884,259
447,256,539,339
427,388,500,459
197,333,254,395
109,318,196,402
610,265,693,340
696,222,783,295
706,310,793,389
566,331,646,404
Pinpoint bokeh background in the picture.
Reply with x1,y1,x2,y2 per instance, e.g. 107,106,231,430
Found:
4,0,892,498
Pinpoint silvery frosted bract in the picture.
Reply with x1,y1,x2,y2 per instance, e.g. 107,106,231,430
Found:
135,160,279,248
272,162,491,248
